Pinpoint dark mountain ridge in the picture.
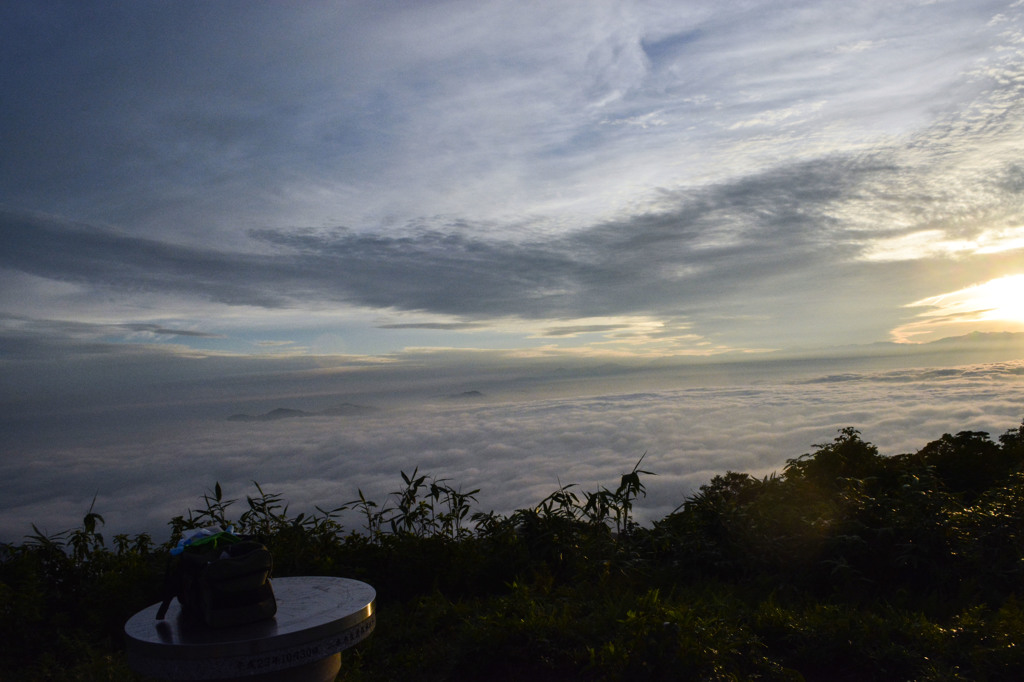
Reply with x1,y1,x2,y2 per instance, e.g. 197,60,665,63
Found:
227,403,379,422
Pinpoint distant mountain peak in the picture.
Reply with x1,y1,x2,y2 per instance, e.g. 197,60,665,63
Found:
445,390,485,400
927,331,1024,345
227,403,378,422
227,407,312,422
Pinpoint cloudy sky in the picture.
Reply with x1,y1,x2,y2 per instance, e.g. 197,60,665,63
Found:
2,1,1024,539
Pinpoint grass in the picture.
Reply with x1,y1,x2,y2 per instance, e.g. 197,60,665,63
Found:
3,423,1024,680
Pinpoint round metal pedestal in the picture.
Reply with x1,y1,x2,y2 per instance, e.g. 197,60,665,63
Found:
125,576,374,681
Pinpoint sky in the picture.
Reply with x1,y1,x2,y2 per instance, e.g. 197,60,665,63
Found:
2,1,1024,540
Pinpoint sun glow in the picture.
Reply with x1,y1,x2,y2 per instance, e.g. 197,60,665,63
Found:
863,226,1024,262
972,275,1024,322
892,274,1024,343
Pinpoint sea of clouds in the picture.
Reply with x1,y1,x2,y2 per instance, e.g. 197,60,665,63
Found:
3,358,1023,543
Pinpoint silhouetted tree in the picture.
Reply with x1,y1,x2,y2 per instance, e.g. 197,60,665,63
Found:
914,430,1003,500
783,427,884,488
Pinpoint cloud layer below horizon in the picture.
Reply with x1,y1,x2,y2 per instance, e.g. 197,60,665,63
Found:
3,357,1023,542
3,3,1024,540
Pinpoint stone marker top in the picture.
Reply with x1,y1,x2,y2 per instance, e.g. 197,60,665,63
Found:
125,576,376,680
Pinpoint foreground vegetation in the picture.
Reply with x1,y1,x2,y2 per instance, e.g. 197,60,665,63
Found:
3,421,1024,680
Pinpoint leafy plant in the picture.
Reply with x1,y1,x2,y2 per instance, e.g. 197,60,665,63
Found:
5,419,1024,680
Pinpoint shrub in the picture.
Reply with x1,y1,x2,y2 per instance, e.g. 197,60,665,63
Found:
4,421,1024,680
